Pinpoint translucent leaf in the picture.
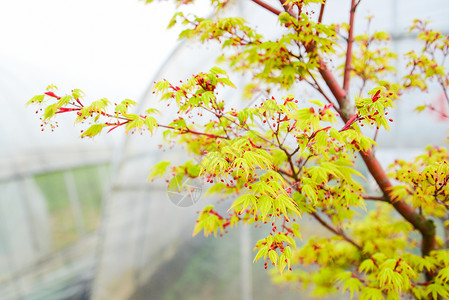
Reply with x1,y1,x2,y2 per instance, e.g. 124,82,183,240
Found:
425,283,449,299
278,194,301,217
278,253,287,274
259,197,272,221
359,258,377,274
360,287,384,300
269,250,278,266
147,161,171,181
210,66,228,76
308,99,324,107
229,194,257,213
253,246,269,262
81,124,107,138
303,184,317,205
414,105,427,113
57,95,72,106
342,277,362,299
144,116,158,134
284,246,292,260
43,104,57,120
437,267,449,284
27,94,45,105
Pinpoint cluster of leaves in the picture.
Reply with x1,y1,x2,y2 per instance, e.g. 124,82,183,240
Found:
27,86,159,137
28,0,449,299
405,19,449,120
168,8,336,91
389,147,449,219
405,20,449,92
272,204,449,299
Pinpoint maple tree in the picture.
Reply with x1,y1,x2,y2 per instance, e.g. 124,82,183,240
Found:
27,0,449,299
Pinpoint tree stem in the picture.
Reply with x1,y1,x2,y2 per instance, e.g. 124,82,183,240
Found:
317,47,436,265
267,0,437,275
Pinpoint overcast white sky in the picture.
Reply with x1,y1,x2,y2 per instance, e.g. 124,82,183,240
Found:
0,0,189,100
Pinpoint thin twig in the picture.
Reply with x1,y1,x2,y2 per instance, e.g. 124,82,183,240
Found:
427,104,449,119
363,195,388,202
158,124,229,140
439,82,449,106
307,70,342,116
311,212,362,250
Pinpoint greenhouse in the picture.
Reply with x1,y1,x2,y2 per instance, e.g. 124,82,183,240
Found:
1,0,449,299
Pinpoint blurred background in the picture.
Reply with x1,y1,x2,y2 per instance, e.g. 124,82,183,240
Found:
0,0,448,299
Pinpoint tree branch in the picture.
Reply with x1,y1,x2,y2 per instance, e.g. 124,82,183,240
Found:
427,104,449,119
311,212,362,250
439,81,449,106
343,0,357,93
318,2,326,23
279,0,297,17
318,63,353,120
363,195,389,202
315,36,436,265
266,0,436,270
250,0,282,15
306,70,342,116
158,124,229,140
361,149,436,258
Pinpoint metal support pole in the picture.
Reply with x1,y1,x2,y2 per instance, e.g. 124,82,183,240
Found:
240,225,252,300
64,171,86,238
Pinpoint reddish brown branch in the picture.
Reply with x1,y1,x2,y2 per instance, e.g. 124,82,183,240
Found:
252,0,436,269
315,36,436,266
318,2,326,23
250,0,282,15
311,212,362,250
318,64,352,120
427,104,449,119
158,124,228,140
279,0,297,17
360,149,436,251
306,70,342,115
339,114,360,131
439,82,449,106
343,0,357,93
363,195,388,202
